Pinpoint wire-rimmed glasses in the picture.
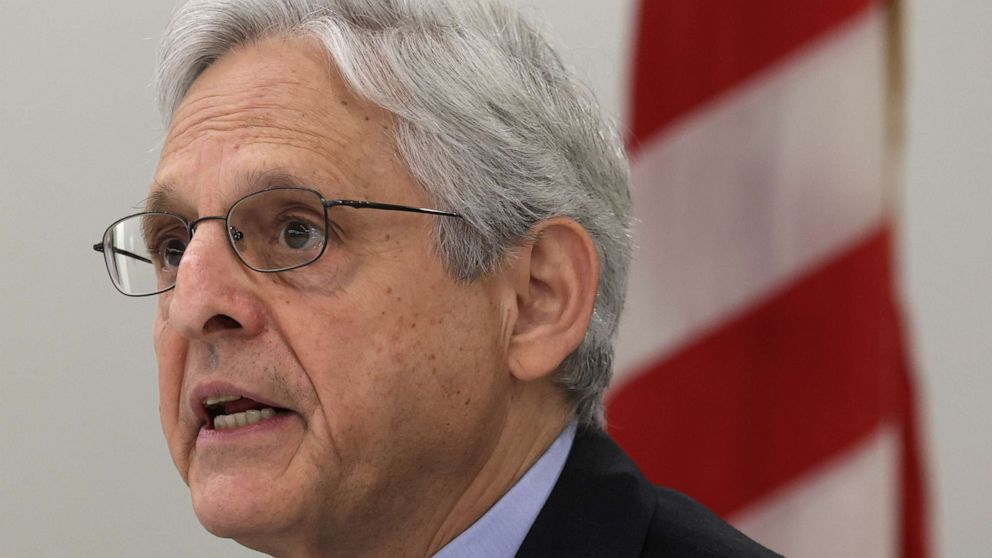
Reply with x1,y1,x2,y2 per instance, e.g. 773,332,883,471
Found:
94,186,462,297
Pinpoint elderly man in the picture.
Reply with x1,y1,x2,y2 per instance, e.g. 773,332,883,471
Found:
95,0,779,556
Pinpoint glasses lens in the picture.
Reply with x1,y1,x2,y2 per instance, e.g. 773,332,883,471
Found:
103,213,188,296
228,188,327,272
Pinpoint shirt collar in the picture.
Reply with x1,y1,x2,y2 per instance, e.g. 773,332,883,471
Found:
433,420,577,558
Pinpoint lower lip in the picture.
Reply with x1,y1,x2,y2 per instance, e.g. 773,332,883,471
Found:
195,411,301,445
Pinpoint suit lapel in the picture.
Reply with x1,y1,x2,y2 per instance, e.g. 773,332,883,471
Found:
516,426,656,558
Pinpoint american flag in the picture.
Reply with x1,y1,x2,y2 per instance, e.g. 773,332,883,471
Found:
606,1,928,556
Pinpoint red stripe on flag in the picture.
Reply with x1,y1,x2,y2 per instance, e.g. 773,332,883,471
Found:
607,228,906,517
630,0,872,149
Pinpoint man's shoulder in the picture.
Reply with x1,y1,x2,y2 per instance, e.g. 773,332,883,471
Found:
642,484,782,557
516,426,782,558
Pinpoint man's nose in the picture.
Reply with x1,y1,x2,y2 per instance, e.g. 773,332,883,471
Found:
165,219,265,340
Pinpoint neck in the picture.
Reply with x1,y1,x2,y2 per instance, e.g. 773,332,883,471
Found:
424,386,573,555
251,382,574,558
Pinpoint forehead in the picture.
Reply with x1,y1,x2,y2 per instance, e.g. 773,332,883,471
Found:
154,36,408,210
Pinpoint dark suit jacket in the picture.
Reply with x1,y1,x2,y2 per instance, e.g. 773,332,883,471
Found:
516,426,783,557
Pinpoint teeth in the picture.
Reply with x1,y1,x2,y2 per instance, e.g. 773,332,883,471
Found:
203,394,241,406
213,407,276,430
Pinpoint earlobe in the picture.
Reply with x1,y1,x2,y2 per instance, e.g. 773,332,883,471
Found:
507,218,599,383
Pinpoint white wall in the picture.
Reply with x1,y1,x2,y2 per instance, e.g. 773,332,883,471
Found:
904,0,992,556
0,1,987,556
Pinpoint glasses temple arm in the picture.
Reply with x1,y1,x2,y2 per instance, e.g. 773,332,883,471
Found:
93,243,153,264
329,200,461,218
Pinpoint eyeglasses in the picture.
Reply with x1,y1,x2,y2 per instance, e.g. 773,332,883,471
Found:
94,186,462,297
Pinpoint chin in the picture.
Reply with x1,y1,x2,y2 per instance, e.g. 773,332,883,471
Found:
190,470,304,546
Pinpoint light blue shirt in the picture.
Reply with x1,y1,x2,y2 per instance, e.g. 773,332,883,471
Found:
433,421,577,558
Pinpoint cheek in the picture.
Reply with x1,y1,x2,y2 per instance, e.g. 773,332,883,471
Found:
293,291,455,429
371,288,505,415
154,313,189,469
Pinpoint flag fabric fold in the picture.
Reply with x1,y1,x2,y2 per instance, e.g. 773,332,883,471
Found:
607,2,927,556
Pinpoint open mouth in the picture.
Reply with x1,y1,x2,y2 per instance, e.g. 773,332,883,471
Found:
202,395,290,431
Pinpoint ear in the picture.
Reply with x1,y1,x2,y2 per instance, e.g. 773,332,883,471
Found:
506,217,600,382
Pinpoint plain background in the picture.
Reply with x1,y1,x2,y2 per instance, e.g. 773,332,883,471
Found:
0,1,989,556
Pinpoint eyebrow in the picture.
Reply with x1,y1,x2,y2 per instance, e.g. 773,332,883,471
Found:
145,182,181,214
144,169,323,215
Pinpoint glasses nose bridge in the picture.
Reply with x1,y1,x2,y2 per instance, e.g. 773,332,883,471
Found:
188,214,227,236
187,214,243,253
181,214,248,276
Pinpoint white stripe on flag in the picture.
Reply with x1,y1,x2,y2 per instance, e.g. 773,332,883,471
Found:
731,425,899,557
615,7,888,383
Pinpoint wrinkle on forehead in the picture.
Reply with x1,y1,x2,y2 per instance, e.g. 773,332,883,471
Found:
168,77,338,137
163,89,358,164
160,36,393,168
156,37,405,210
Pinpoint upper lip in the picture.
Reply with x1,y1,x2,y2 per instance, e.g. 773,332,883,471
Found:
189,381,292,425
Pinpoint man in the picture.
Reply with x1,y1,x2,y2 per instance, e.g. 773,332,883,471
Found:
95,0,780,556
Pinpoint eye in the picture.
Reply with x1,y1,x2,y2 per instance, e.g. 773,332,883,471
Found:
159,237,187,269
281,220,323,251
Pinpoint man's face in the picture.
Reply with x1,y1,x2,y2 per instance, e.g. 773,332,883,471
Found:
153,38,516,550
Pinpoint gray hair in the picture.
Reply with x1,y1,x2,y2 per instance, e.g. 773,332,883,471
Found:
156,0,632,426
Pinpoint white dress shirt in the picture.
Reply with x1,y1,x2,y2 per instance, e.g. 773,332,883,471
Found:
432,421,577,558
